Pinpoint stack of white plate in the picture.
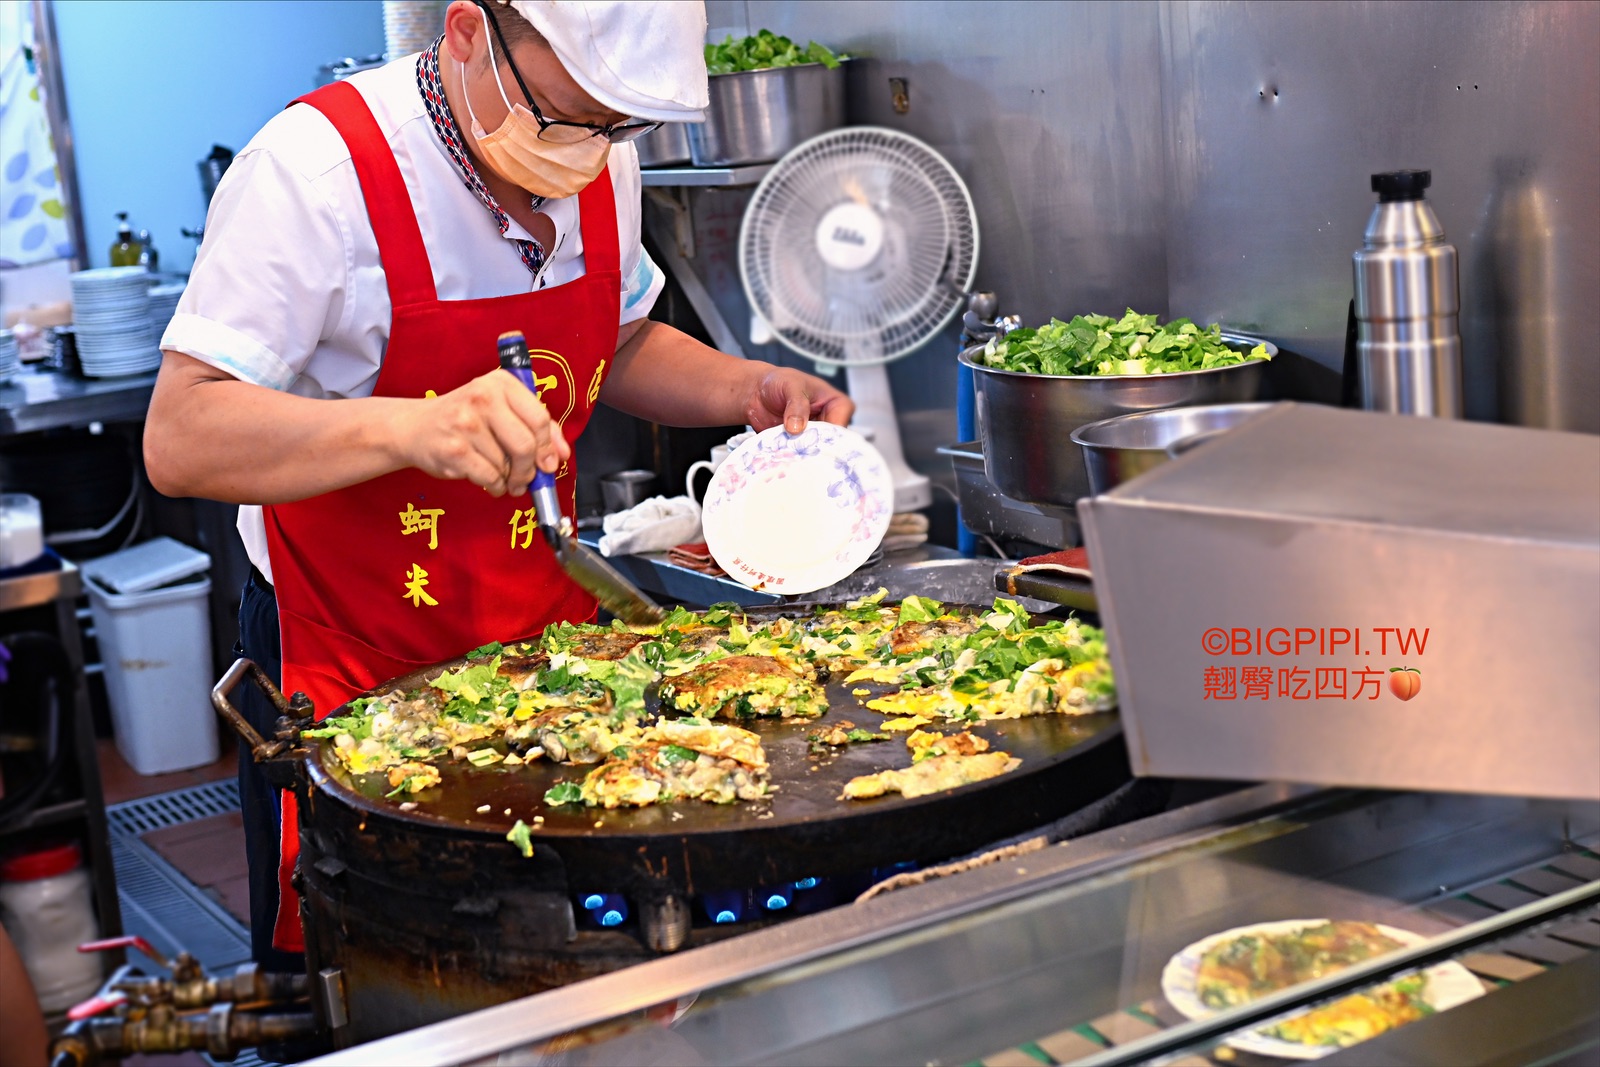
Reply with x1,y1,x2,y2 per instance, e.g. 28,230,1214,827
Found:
148,283,185,345
0,329,19,384
71,267,159,376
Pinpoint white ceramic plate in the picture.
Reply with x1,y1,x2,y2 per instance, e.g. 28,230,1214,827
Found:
701,423,892,595
1161,919,1485,1060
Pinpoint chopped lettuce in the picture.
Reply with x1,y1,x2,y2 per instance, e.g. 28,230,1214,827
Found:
544,781,583,806
701,603,739,626
896,595,944,625
506,819,534,858
428,657,501,705
838,588,891,622
705,30,843,75
659,605,701,632
301,714,367,741
583,649,656,714
981,597,1033,633
980,309,1270,377
300,696,383,739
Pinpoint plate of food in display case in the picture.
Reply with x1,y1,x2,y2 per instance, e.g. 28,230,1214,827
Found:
1161,918,1485,1059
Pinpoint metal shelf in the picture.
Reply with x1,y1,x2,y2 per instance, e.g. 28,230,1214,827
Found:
640,163,774,188
0,558,81,612
0,368,158,436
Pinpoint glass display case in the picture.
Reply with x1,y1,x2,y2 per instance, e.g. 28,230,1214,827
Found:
311,785,1600,1066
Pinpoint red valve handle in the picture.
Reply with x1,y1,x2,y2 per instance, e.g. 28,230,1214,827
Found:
66,991,127,1022
77,935,168,966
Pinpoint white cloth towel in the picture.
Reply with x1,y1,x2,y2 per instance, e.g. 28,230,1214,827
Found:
598,495,702,557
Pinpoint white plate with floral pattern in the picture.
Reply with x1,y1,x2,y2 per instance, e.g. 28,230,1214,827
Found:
701,423,893,595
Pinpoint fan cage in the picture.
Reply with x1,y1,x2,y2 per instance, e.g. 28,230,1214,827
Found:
740,126,980,366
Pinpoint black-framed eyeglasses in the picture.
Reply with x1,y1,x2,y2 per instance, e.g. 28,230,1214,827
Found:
478,1,662,144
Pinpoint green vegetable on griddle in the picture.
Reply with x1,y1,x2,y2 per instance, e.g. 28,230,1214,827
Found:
505,819,534,858
544,781,583,806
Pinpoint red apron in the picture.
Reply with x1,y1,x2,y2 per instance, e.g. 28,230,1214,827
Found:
261,81,620,951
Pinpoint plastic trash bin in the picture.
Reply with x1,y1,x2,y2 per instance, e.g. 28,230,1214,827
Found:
83,538,218,775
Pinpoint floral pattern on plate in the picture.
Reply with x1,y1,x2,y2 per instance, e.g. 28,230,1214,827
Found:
702,423,893,594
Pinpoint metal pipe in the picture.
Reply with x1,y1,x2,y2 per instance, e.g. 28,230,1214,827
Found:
50,1008,317,1067
28,1,89,268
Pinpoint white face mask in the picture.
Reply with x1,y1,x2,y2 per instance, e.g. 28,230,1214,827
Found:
460,11,610,199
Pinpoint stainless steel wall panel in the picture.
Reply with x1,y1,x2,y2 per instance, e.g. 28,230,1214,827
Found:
1160,1,1600,430
688,1,1597,454
739,0,1171,329
692,0,1175,497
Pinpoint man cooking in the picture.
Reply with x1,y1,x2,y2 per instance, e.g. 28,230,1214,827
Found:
143,0,851,970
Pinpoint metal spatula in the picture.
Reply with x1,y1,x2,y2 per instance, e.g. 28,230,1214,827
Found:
499,332,665,626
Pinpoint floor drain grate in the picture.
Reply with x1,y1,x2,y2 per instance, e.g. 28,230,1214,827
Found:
106,781,250,973
107,779,240,836
105,783,287,1064
109,833,251,973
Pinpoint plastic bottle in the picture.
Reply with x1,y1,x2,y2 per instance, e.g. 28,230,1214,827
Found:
0,842,103,1013
108,213,143,267
0,493,45,569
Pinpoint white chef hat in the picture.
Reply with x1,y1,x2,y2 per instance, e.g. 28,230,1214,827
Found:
501,1,709,123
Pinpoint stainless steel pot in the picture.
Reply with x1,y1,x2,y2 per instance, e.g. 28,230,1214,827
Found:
960,334,1274,506
689,62,846,167
1070,401,1279,495
634,123,692,168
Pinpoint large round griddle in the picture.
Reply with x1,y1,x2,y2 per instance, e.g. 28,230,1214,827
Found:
301,605,1128,892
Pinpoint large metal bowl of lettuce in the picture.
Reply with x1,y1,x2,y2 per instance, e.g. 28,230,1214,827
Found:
958,310,1275,507
689,31,847,167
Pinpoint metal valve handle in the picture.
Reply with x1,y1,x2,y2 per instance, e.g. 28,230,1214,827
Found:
66,992,127,1022
78,934,168,967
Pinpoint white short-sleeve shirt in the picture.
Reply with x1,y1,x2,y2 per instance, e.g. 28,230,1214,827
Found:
162,55,664,584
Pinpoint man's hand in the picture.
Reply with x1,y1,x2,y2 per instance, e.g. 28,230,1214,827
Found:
599,321,856,434
392,369,570,497
747,366,855,435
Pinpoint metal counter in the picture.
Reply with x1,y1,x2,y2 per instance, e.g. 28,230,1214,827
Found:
310,787,1600,1066
0,368,156,436
580,531,1054,612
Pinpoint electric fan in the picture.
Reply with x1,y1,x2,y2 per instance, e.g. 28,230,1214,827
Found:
739,127,980,513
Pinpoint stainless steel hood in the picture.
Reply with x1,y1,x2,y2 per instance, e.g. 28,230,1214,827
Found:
1079,402,1600,799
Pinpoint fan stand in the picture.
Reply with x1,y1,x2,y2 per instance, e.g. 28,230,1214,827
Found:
845,362,932,513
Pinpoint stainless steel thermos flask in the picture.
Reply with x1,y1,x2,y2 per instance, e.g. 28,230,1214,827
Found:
1352,170,1463,417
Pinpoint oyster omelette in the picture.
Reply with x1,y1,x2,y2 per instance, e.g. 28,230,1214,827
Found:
301,592,1114,818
